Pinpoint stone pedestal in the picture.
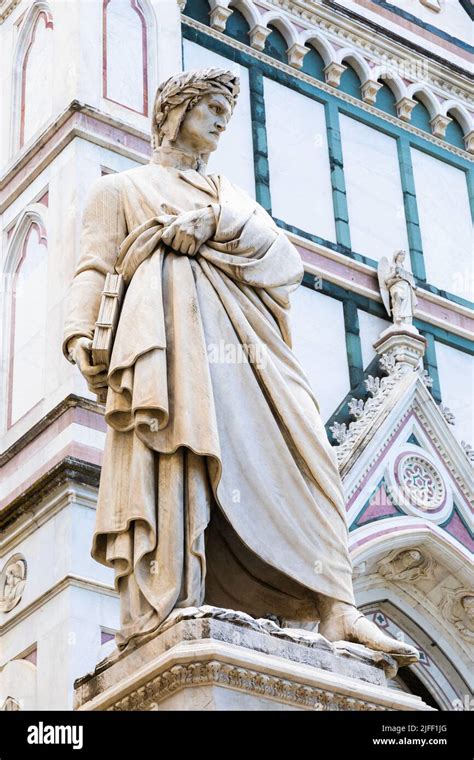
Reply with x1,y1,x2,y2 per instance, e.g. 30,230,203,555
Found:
74,607,434,711
373,327,427,369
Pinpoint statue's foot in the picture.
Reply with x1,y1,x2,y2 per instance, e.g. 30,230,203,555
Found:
319,603,420,667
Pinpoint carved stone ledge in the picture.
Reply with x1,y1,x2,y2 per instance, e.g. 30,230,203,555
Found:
464,130,474,154
324,62,346,87
430,114,452,139
209,2,232,33
74,606,433,711
287,43,309,69
361,79,383,106
249,24,272,52
395,96,417,122
373,328,427,370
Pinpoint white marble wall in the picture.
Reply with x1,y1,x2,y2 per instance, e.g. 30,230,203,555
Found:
290,287,350,421
436,341,473,446
182,40,255,197
358,309,391,370
339,114,409,262
264,78,336,242
411,149,472,301
0,491,119,710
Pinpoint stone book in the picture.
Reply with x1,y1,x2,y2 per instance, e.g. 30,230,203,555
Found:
91,272,125,369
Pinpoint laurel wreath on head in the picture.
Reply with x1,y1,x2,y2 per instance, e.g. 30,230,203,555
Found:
152,68,240,147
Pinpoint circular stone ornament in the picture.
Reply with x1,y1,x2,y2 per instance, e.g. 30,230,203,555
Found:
397,453,446,511
0,554,27,613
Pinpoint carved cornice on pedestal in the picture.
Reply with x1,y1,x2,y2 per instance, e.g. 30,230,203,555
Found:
209,1,233,33
395,96,417,122
361,79,383,106
324,61,347,87
430,114,452,138
287,42,309,69
249,23,272,51
463,129,474,154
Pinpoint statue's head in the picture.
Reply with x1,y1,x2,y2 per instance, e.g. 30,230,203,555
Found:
394,249,406,265
152,68,240,156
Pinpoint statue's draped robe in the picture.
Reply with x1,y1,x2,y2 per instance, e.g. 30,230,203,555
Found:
63,157,355,648
388,267,418,322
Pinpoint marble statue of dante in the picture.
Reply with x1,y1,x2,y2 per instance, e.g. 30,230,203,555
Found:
63,68,418,663
378,250,418,327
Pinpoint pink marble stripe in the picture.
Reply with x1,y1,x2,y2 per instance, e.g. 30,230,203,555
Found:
0,441,103,512
298,243,474,335
0,405,106,481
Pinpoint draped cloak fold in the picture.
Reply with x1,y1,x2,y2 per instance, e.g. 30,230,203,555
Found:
63,159,355,648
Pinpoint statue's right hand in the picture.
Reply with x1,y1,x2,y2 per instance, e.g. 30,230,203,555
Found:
67,336,108,393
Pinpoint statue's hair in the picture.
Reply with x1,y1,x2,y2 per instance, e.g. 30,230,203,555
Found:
151,68,240,148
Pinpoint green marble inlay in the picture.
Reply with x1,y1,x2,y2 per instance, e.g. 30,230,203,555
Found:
226,7,250,45
263,27,288,64
301,47,325,81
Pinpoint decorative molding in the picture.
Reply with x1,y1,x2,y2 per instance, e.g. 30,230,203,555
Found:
395,96,417,122
0,455,101,532
286,41,309,68
249,22,272,51
0,574,116,636
430,113,452,138
324,61,346,87
231,0,473,102
209,1,232,32
108,659,386,711
0,0,21,24
0,394,103,467
361,78,383,105
182,18,472,159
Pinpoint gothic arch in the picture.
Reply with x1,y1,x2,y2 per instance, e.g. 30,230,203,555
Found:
336,48,371,84
1,206,49,429
260,11,298,49
102,0,157,116
10,1,54,153
229,0,259,30
300,31,337,67
407,84,442,119
371,66,407,101
441,101,473,135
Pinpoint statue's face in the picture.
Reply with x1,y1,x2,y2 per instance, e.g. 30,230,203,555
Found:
175,93,232,154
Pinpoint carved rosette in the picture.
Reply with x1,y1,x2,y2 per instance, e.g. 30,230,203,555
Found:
395,453,446,512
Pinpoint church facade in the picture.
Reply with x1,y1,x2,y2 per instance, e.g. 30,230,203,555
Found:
0,0,472,711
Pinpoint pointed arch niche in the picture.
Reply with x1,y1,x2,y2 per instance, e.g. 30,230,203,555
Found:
102,0,151,115
4,208,49,428
11,3,54,151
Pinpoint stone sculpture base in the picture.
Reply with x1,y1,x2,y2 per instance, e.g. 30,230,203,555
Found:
74,607,434,711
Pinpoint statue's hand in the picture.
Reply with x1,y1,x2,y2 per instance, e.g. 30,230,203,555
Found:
157,206,217,256
67,336,108,394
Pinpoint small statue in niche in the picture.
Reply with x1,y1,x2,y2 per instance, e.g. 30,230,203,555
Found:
378,250,418,330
